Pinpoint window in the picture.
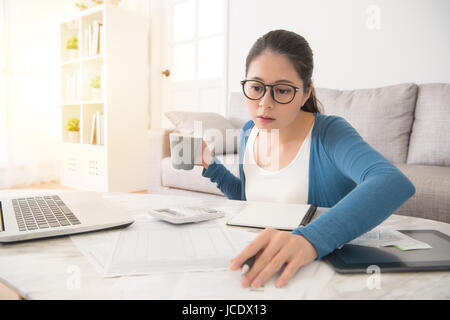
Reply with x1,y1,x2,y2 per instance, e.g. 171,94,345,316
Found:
0,0,4,71
0,0,62,180
0,0,7,168
172,0,226,82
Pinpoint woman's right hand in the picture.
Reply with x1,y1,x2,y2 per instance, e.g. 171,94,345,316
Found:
194,139,214,170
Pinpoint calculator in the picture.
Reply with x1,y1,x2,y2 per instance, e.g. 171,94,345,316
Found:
147,206,226,224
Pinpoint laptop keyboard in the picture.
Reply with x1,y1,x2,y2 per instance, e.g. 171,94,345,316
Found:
12,195,81,231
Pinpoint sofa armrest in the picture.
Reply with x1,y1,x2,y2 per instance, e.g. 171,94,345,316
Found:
147,128,173,193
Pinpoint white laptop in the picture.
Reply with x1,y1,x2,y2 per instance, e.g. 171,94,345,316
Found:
0,191,134,243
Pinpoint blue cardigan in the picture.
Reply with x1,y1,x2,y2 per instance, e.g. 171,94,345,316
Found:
201,113,416,259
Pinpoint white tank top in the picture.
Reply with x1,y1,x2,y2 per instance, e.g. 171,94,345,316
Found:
243,125,312,204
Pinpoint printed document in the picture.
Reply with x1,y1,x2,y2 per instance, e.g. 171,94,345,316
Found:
347,227,432,250
103,221,237,277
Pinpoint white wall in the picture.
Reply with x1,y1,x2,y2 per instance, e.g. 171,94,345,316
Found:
228,0,450,91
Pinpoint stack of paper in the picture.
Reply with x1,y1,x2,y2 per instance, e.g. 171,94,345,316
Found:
71,217,238,277
104,221,237,277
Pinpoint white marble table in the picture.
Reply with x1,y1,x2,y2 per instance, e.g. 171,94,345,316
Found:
0,189,449,300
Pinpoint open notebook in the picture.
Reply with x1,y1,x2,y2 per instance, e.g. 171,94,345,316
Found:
226,201,318,231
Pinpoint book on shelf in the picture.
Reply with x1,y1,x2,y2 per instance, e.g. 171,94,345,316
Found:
93,22,99,56
100,113,104,145
85,20,103,56
90,112,104,145
97,111,103,145
99,24,104,55
90,113,97,144
65,70,79,103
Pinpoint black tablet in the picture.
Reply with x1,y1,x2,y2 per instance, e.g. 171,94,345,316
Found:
324,230,450,273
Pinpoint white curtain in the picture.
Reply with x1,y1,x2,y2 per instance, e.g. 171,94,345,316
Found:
0,0,72,188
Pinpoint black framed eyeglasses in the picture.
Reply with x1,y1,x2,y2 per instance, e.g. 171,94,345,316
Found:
240,79,301,104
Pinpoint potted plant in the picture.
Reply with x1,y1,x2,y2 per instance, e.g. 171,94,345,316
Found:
85,0,122,6
74,0,97,10
89,74,101,100
66,36,79,60
66,118,80,143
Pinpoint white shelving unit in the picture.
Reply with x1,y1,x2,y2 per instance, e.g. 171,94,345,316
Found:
60,4,149,192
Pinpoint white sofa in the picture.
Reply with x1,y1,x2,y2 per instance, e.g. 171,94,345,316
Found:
148,83,450,223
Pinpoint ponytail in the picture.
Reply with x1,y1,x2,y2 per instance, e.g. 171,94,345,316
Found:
301,86,321,113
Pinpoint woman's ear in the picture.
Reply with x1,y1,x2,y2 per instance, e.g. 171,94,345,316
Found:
301,84,313,107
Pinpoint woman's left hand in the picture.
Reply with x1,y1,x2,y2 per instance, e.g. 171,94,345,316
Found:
230,228,318,288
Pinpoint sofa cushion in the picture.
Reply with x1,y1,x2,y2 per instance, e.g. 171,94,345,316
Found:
394,163,450,223
407,83,450,166
315,83,418,163
164,111,240,155
161,153,240,195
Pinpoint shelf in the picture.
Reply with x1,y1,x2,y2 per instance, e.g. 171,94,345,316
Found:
81,4,103,20
82,103,104,145
62,141,82,146
61,58,80,66
81,7,104,58
81,54,103,62
61,105,81,144
62,101,104,105
62,142,105,148
83,143,105,148
60,4,104,24
60,18,80,62
82,100,104,105
60,3,149,192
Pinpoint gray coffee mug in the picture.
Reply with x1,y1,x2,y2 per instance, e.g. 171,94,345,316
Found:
169,133,202,170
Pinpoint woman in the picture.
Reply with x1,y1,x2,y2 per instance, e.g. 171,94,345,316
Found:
196,30,415,289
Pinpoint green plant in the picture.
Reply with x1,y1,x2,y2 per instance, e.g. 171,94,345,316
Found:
66,36,78,50
89,75,101,88
74,0,103,9
66,118,80,131
75,2,87,9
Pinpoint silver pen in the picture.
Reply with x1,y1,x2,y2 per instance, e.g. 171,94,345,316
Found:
241,255,256,276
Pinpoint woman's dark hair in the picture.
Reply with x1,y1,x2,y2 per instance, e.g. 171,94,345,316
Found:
245,29,321,113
